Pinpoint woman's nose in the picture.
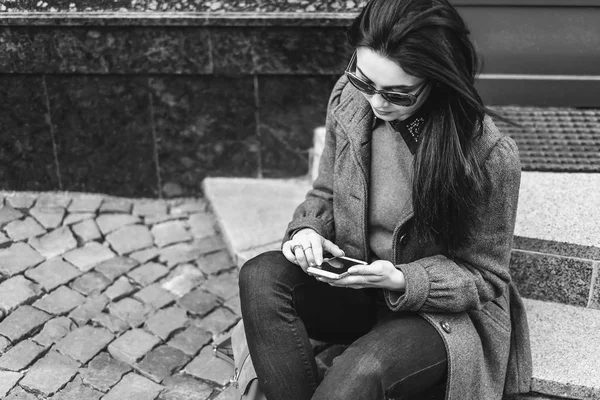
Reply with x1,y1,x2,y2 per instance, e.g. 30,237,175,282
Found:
370,93,389,109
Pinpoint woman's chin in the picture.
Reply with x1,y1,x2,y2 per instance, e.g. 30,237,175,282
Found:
372,109,399,120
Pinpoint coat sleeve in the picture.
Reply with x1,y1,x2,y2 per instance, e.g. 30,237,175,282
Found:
385,136,521,313
281,77,347,245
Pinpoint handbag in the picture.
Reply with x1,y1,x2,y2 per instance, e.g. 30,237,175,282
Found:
213,319,267,400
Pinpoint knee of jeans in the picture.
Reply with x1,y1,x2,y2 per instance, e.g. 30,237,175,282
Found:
317,352,383,400
239,250,287,300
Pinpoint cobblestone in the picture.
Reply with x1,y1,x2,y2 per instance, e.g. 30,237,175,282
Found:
81,352,132,393
108,328,160,365
71,271,111,296
0,339,46,371
4,217,46,241
134,283,176,309
145,306,188,340
95,256,139,281
63,242,115,272
55,325,114,364
28,226,77,259
0,205,24,228
128,262,170,286
62,212,94,226
159,374,215,400
71,218,101,242
0,193,239,399
29,206,65,230
0,370,22,398
0,275,42,313
68,196,103,213
33,286,86,315
197,250,235,275
108,297,152,328
136,345,191,383
0,305,51,342
185,346,233,386
103,372,164,400
106,224,154,255
96,213,140,235
0,242,44,277
168,326,211,357
33,317,76,347
4,193,36,209
152,221,192,248
99,199,132,214
193,307,239,335
25,258,81,292
52,375,103,400
178,289,220,317
69,294,109,326
131,246,160,263
104,276,136,301
92,312,129,334
20,350,80,396
161,264,206,298
203,270,239,300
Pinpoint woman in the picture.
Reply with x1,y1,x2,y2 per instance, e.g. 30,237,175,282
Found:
239,0,532,399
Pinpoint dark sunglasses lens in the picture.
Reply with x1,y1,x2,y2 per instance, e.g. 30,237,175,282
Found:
384,93,415,107
347,74,376,95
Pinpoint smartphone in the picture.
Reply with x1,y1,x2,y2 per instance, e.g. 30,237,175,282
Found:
307,255,367,280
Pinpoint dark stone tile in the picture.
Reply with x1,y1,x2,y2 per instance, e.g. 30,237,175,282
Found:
513,236,600,262
0,27,50,73
45,27,211,74
150,76,258,195
252,27,351,74
510,249,593,307
47,76,158,197
212,27,351,75
0,76,59,191
258,75,338,177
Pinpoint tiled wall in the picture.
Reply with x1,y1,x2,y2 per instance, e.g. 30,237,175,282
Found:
0,20,349,197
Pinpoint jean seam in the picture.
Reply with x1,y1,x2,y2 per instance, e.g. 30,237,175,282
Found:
290,282,319,392
385,358,447,398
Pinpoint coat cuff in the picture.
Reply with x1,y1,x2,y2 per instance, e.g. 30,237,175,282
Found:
385,262,430,312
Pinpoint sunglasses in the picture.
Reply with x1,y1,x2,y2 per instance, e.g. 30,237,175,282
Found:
345,51,428,107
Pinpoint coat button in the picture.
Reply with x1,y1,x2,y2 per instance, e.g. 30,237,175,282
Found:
440,321,451,333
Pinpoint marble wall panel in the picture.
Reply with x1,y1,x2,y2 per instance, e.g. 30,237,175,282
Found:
258,75,338,177
0,76,59,191
46,76,158,197
0,28,51,73
149,76,258,196
252,27,351,74
510,249,593,307
212,27,350,75
46,27,212,74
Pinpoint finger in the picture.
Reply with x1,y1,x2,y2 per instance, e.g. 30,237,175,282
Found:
281,241,298,265
293,243,310,272
322,238,345,257
303,247,317,268
309,237,324,266
347,264,378,275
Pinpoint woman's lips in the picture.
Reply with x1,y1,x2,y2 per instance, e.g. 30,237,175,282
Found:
374,109,393,115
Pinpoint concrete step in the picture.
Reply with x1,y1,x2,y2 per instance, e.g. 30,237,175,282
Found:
204,175,600,400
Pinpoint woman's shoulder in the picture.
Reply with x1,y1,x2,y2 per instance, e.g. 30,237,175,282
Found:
478,115,521,172
328,75,358,110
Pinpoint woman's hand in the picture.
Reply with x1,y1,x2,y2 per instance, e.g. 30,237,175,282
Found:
319,260,406,291
282,228,345,273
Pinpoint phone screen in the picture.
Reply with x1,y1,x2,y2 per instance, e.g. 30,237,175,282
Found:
320,257,356,275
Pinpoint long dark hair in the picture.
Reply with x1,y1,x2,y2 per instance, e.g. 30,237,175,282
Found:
348,0,490,248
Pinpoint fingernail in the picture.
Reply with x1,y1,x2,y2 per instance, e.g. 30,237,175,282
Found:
310,262,316,267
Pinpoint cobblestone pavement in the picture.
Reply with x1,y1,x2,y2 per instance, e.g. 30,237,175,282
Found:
0,191,240,400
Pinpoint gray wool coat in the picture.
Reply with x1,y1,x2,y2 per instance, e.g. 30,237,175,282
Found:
283,76,533,400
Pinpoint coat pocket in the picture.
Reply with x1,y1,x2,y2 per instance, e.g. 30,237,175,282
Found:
480,295,511,332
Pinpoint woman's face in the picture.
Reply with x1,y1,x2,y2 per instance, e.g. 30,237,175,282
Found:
355,47,431,122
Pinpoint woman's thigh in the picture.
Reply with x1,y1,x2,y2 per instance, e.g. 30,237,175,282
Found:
313,314,447,400
239,250,377,343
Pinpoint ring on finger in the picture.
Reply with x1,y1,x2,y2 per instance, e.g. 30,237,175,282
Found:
292,244,304,253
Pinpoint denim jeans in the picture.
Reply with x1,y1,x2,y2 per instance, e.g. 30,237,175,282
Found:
239,251,447,400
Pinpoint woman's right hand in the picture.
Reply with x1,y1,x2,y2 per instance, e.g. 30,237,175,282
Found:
282,228,345,273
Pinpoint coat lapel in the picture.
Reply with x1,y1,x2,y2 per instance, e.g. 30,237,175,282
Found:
332,89,374,180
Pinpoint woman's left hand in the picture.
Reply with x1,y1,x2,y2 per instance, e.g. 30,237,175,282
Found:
319,260,406,291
